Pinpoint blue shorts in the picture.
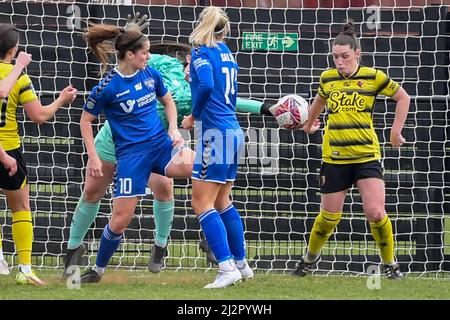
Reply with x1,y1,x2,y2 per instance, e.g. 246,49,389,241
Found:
192,129,244,184
114,143,184,198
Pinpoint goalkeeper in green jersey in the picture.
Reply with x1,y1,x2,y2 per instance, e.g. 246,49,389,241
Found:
63,24,274,278
146,42,272,128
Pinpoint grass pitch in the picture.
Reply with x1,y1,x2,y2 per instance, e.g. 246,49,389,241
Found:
0,269,448,300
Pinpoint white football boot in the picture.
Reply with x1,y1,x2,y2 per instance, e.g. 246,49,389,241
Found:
0,259,10,275
204,267,242,289
237,262,254,280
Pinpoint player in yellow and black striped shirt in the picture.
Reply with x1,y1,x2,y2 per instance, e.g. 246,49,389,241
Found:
0,23,77,285
293,21,410,280
0,49,35,181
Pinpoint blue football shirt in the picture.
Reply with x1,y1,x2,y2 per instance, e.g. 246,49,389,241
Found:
83,66,170,158
190,42,240,133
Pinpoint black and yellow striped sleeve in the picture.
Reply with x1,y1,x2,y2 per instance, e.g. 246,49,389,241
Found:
376,69,400,97
17,74,38,105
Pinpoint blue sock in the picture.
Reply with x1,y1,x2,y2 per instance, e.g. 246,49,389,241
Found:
95,224,123,268
219,205,246,260
198,209,232,263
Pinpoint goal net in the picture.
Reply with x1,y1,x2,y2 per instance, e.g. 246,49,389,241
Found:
0,0,448,276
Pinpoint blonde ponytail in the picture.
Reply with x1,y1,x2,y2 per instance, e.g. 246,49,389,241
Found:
189,6,230,47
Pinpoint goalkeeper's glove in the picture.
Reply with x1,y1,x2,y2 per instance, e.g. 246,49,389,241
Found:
125,12,149,32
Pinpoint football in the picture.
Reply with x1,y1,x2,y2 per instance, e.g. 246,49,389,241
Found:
271,94,310,129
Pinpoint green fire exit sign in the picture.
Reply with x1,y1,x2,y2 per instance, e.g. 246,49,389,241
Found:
241,32,298,52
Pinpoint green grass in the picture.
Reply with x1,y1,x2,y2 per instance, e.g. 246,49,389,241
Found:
2,236,435,269
0,270,449,300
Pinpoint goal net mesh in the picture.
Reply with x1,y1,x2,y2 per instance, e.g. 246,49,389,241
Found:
0,0,448,276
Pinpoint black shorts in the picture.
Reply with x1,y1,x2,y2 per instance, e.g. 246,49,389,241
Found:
0,148,27,190
319,160,383,194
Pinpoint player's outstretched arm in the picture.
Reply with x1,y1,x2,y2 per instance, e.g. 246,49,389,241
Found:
236,98,292,117
236,98,265,114
23,85,77,124
237,98,317,130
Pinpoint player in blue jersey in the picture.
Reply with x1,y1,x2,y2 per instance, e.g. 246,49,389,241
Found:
63,31,282,278
77,22,195,284
182,6,253,289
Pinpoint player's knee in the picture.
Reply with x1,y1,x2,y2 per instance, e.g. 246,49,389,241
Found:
214,197,231,211
191,197,210,215
108,220,127,234
366,208,386,223
109,210,133,234
9,197,30,212
153,178,174,201
191,199,201,215
83,191,103,203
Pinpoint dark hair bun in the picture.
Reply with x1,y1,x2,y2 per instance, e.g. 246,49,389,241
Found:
343,20,355,35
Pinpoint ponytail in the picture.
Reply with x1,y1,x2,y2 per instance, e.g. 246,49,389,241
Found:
189,6,230,47
84,23,147,73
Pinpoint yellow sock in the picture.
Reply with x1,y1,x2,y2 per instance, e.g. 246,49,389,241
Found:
12,211,33,266
370,214,395,265
306,209,342,261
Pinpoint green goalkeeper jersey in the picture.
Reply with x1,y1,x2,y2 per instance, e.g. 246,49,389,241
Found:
149,54,192,128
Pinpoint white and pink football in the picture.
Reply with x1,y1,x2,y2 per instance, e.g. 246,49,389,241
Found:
272,94,310,129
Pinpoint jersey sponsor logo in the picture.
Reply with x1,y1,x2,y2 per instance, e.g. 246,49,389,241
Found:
328,91,366,113
134,83,142,91
144,78,154,90
136,92,156,107
116,89,130,98
120,99,136,113
357,80,364,88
